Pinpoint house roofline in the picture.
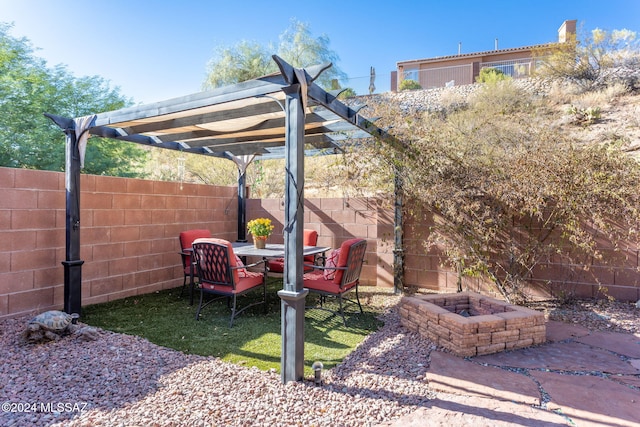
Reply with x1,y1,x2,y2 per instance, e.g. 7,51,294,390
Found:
396,41,562,67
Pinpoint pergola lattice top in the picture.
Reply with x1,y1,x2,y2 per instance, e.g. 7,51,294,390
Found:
85,61,378,160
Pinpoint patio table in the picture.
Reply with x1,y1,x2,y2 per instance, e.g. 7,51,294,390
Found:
232,242,330,260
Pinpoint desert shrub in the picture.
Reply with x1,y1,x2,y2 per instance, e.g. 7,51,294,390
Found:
535,28,640,91
574,82,630,107
337,87,357,99
439,88,468,113
359,85,640,303
467,78,528,115
399,79,422,91
546,80,584,105
567,104,601,125
476,67,510,84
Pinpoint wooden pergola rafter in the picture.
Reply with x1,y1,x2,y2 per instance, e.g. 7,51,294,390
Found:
45,56,398,384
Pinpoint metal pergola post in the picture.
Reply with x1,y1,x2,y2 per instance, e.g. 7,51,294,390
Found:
275,58,310,383
230,155,256,242
393,165,405,294
237,170,247,241
44,114,95,317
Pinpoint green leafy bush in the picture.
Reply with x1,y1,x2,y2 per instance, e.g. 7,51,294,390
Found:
476,67,510,83
399,79,422,91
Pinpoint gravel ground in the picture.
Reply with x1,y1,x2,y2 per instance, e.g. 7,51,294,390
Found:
0,293,637,427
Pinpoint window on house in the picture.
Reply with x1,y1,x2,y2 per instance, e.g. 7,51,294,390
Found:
403,68,419,81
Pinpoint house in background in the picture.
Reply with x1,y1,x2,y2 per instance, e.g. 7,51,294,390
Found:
391,19,576,91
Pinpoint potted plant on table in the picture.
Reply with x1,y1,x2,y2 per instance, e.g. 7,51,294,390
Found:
247,218,274,249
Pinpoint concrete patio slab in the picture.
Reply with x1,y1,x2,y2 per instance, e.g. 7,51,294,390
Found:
575,330,640,358
376,393,570,426
472,341,640,374
426,351,540,405
531,370,640,427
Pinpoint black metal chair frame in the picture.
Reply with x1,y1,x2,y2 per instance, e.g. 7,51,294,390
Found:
304,239,366,325
191,240,267,327
179,247,191,297
178,230,212,305
179,247,199,304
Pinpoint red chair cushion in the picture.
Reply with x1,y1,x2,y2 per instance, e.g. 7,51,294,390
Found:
304,229,318,246
201,271,263,293
235,255,248,278
333,238,362,284
180,229,212,269
303,271,357,294
268,259,285,273
268,257,315,273
323,249,340,280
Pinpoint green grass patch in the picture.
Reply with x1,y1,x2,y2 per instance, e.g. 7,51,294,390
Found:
82,279,386,377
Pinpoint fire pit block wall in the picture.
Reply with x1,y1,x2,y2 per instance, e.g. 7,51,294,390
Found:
399,292,546,357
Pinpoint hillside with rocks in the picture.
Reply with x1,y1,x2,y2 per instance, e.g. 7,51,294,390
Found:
377,72,640,152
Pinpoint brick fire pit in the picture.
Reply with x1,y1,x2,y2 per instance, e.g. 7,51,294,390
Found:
400,292,545,357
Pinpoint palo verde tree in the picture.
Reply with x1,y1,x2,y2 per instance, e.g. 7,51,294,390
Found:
535,27,640,91
0,22,148,176
355,78,640,303
203,19,348,91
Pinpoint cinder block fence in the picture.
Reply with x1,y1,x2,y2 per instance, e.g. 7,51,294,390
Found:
1,166,639,320
0,168,393,319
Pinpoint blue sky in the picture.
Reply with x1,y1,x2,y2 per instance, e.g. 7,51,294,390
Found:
1,0,639,104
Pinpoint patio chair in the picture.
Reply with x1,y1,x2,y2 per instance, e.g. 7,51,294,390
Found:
268,229,319,274
302,238,367,325
179,229,212,305
191,238,267,327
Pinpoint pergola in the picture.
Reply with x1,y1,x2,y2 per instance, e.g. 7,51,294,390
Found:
45,56,399,383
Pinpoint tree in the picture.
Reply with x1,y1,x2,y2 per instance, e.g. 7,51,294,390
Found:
146,149,238,186
535,27,640,90
0,22,148,176
357,79,640,303
203,41,275,89
276,19,347,90
203,19,349,91
0,22,54,169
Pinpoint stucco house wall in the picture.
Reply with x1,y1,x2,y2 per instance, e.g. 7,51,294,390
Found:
395,20,577,90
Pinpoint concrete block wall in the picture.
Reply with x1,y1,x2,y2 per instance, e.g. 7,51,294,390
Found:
0,167,237,320
401,205,640,302
3,165,639,320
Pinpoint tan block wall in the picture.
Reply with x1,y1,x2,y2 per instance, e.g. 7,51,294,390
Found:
402,207,640,302
2,165,638,320
0,167,237,319
1,168,396,320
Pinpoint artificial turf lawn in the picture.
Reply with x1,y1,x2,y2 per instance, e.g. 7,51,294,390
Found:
82,279,385,378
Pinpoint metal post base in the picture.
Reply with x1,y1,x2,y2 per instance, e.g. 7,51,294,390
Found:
278,288,309,383
62,259,84,316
